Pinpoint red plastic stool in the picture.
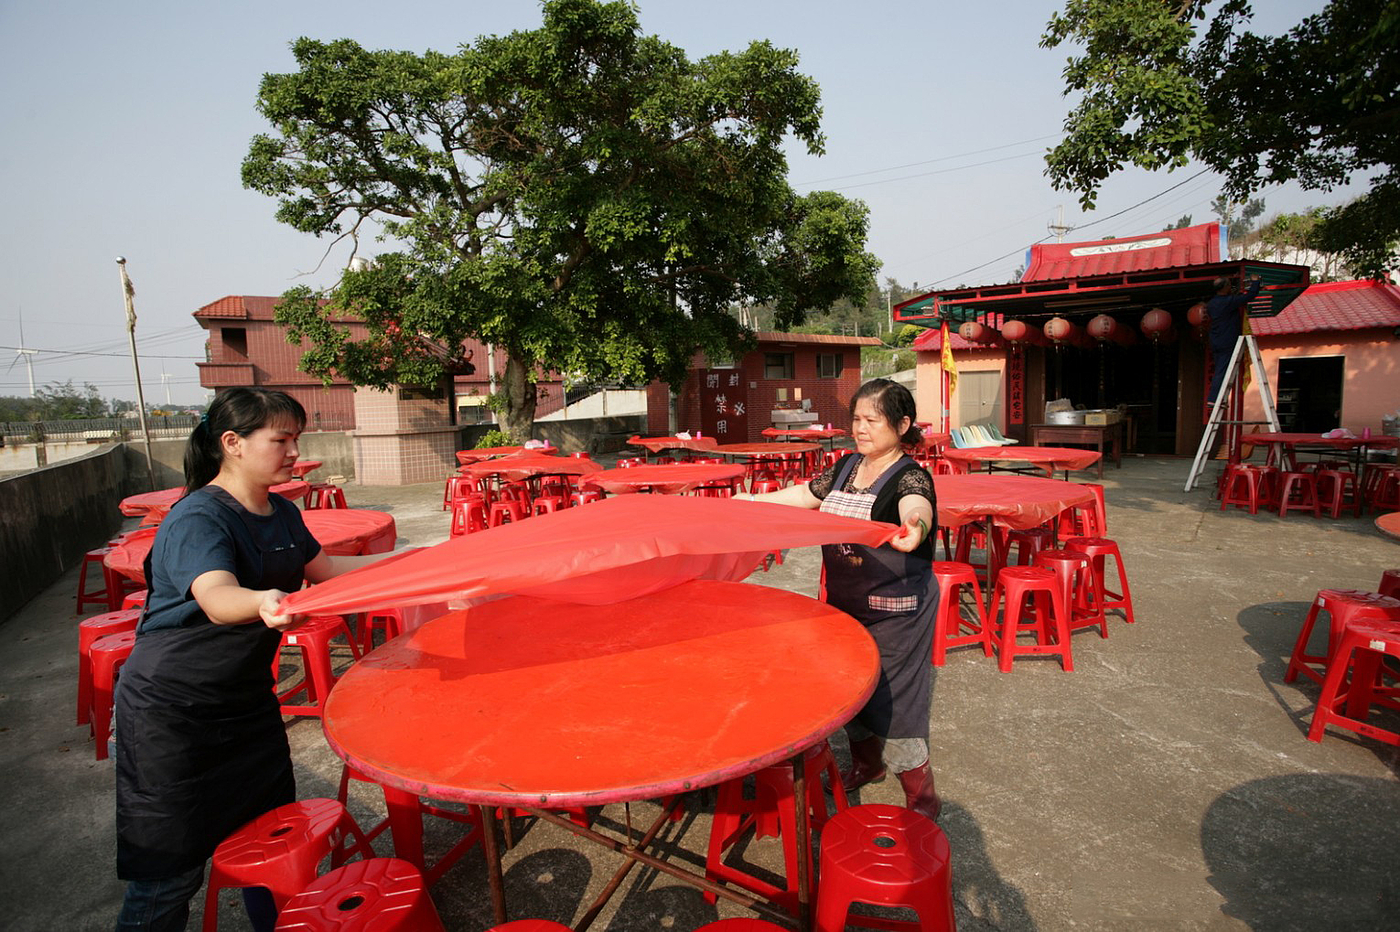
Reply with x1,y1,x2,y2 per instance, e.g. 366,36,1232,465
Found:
1363,465,1400,512
532,495,568,516
1315,469,1362,519
356,608,402,655
1284,589,1400,687
488,499,529,528
1220,464,1273,515
88,629,137,760
751,478,782,495
694,921,792,930
1061,536,1135,625
1033,550,1108,638
616,457,645,468
1379,571,1400,600
278,616,361,718
570,489,605,506
1276,471,1320,517
273,858,445,931
306,483,348,510
930,562,992,665
76,547,114,613
989,566,1073,672
1005,524,1055,566
449,496,488,537
483,922,573,931
77,608,141,726
706,742,845,912
1306,618,1400,747
202,798,373,931
1061,483,1107,538
442,474,477,510
121,589,148,610
813,804,955,932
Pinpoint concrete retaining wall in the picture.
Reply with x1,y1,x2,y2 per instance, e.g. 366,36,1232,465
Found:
0,445,154,623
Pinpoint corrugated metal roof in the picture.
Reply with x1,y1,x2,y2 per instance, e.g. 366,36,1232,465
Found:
1251,279,1400,336
1022,222,1223,282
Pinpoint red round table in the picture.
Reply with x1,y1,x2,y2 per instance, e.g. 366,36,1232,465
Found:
627,435,721,456
934,474,1097,531
120,483,307,520
455,445,556,465
716,442,821,458
579,463,745,495
290,460,323,478
458,452,600,484
944,446,1102,478
104,508,397,585
1377,512,1400,542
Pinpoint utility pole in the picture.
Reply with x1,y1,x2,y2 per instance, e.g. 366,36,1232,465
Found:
1048,204,1072,243
117,257,157,491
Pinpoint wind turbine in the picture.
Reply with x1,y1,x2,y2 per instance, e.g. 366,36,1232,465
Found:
8,306,37,396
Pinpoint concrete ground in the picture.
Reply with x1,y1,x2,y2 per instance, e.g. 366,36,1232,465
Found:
3,453,1399,931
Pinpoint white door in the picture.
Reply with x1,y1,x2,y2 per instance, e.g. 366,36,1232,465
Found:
957,371,1004,427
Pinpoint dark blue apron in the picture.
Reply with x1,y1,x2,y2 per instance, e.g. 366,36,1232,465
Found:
820,454,937,739
115,489,302,880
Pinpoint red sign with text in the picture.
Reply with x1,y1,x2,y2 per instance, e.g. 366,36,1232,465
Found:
1007,350,1025,425
699,369,748,441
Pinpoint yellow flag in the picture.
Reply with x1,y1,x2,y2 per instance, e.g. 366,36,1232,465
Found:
940,322,958,396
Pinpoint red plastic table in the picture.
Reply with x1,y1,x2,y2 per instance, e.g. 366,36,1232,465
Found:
934,474,1097,531
323,579,880,926
944,446,1103,479
1377,512,1400,542
626,435,721,456
119,482,307,520
455,445,557,466
104,508,397,585
1243,432,1399,475
458,452,600,484
579,463,746,495
290,459,323,478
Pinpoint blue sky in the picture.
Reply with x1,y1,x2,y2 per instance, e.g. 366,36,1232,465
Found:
0,0,1352,404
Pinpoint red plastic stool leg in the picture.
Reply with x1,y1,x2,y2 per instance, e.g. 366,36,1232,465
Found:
272,858,445,931
1062,536,1135,624
990,566,1073,672
76,548,113,613
203,798,373,931
1307,619,1400,747
277,616,360,718
813,804,955,932
77,609,141,726
930,562,992,665
88,630,137,760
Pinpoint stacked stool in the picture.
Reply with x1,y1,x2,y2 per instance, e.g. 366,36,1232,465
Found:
1033,549,1108,639
814,804,955,932
87,629,138,760
1061,536,1135,625
1284,589,1400,687
1307,618,1400,748
278,616,360,718
273,858,445,931
989,566,1073,672
77,608,141,729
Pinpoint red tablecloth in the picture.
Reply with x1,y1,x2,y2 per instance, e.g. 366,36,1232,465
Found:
323,579,879,808
627,435,721,454
290,460,323,478
715,442,821,458
759,428,847,441
121,482,306,522
1243,432,1399,452
944,446,1102,476
104,509,396,584
580,464,746,495
1377,512,1400,542
455,446,557,465
459,452,599,483
934,474,1097,531
271,480,310,502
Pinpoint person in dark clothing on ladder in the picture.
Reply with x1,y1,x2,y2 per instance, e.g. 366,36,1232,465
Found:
1206,273,1263,406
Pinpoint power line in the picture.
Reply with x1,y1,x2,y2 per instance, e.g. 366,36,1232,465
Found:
795,133,1063,186
816,150,1045,192
0,344,204,360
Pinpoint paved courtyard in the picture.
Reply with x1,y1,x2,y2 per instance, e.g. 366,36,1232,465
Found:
3,453,1398,930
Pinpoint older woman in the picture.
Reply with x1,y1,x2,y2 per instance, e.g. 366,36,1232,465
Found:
748,378,940,820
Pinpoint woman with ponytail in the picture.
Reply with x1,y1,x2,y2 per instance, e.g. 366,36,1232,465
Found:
745,378,942,821
113,388,393,931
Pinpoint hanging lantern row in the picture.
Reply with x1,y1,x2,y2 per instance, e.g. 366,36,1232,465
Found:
991,308,1205,347
999,319,1049,346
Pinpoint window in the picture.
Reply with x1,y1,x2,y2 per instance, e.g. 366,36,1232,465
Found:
764,353,794,380
817,353,843,379
222,327,248,359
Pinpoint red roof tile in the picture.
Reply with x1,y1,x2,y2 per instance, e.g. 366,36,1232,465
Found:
1252,279,1400,336
754,331,884,347
1022,222,1224,282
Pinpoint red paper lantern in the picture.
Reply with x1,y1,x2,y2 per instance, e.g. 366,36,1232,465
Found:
1186,302,1208,328
1087,314,1137,346
1044,317,1078,343
958,321,989,343
1001,319,1046,345
1140,308,1174,342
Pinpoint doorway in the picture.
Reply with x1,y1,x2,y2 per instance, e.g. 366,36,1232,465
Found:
1275,356,1343,433
957,371,1004,427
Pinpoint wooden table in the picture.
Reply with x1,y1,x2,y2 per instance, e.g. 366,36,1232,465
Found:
323,579,880,928
1028,422,1124,477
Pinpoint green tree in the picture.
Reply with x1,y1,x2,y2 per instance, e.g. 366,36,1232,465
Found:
1041,0,1399,277
244,0,878,441
32,380,108,419
1211,194,1265,238
1165,214,1193,230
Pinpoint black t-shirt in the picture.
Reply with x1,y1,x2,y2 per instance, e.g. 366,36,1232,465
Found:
809,453,937,559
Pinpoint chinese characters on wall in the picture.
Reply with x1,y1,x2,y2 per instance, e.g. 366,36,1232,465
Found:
1007,350,1025,425
699,369,748,440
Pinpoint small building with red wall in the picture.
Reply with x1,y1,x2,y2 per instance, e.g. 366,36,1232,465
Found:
645,332,882,444
193,295,566,429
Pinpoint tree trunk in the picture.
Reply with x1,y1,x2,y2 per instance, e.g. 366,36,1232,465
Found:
497,353,538,443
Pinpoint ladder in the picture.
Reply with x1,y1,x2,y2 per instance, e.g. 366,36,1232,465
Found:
1184,333,1280,491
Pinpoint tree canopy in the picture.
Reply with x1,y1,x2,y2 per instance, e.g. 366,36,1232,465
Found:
243,0,878,439
1041,0,1399,277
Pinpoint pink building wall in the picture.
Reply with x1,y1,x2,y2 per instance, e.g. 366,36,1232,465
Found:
1246,329,1399,430
914,349,1007,429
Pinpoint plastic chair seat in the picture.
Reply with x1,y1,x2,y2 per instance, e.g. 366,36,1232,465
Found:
76,547,113,613
1277,471,1321,518
1061,536,1135,625
272,857,445,931
814,804,955,932
930,562,993,665
203,798,372,931
1033,550,1108,638
88,630,137,760
989,566,1073,672
77,609,142,727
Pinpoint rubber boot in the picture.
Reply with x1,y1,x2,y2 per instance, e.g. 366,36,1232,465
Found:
839,735,886,791
896,761,943,822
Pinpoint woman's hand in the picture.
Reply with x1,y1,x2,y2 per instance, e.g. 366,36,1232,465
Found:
888,512,929,553
258,589,302,631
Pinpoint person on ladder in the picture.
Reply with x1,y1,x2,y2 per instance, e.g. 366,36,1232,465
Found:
1206,272,1263,409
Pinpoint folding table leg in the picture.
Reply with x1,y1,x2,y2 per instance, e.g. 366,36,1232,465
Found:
476,804,507,925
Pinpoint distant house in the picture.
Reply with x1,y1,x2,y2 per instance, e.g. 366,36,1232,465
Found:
645,332,883,444
193,296,566,430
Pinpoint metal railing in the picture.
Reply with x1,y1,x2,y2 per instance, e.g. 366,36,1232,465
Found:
1,416,199,443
